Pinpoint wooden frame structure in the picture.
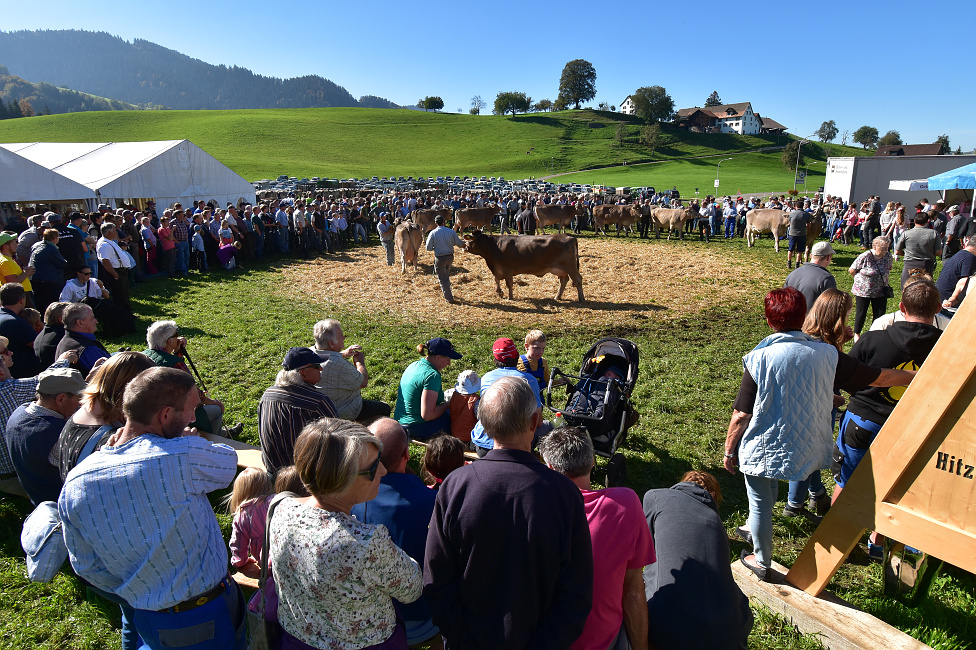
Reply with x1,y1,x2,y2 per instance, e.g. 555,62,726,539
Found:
788,294,976,594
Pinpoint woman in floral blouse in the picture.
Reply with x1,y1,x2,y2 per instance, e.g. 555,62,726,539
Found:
270,419,422,650
849,236,894,337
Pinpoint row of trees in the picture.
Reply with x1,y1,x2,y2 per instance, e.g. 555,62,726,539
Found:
815,119,952,152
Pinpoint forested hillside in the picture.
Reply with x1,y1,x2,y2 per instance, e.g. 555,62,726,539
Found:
0,30,399,110
0,66,148,118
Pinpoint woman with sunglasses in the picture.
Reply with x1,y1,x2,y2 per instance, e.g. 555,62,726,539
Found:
270,418,422,650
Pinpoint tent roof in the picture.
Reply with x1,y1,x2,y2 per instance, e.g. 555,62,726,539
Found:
0,141,255,204
0,147,97,202
928,162,976,191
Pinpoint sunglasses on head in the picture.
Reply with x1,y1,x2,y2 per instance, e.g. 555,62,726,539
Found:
358,451,382,481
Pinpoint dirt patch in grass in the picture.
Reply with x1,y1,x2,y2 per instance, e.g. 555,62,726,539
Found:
280,238,771,329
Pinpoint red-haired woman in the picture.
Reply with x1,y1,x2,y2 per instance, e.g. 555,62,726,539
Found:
723,287,917,581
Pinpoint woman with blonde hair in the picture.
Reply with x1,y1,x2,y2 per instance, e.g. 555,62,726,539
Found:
802,289,855,351
54,350,155,481
270,418,422,650
886,207,908,260
849,236,894,336
393,338,462,440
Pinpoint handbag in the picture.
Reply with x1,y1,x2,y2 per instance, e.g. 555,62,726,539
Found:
868,252,894,299
247,491,294,650
20,425,114,582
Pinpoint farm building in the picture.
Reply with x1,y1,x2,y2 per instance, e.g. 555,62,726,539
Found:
673,102,785,136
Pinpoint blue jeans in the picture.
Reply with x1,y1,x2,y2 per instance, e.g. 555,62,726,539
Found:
131,577,246,650
787,470,826,508
174,240,190,275
277,228,289,253
88,586,140,650
744,474,779,568
402,411,452,441
724,217,736,238
253,233,264,260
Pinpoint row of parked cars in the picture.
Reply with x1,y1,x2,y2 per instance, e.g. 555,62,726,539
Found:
253,174,665,198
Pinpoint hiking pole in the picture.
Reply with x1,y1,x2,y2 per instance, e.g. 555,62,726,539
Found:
179,344,209,394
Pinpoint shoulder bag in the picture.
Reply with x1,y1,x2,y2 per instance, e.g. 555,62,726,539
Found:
248,491,295,650
21,424,114,582
868,252,895,298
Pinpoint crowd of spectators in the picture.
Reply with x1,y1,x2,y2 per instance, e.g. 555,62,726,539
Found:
2,185,971,649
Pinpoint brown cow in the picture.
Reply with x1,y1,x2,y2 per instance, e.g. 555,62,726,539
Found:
803,205,826,262
454,205,499,233
745,209,789,252
534,204,576,234
592,204,641,236
650,207,697,240
463,232,584,302
394,220,423,272
410,208,451,235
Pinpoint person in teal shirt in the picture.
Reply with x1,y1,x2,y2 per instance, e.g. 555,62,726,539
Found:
393,337,461,440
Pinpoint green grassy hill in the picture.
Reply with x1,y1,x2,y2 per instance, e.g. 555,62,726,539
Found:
0,107,866,195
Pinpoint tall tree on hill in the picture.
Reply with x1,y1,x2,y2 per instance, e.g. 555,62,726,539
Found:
493,91,532,117
470,95,486,115
782,140,806,170
816,120,838,143
419,96,444,112
629,86,675,123
534,99,553,112
853,125,879,149
937,134,950,153
642,123,662,153
704,91,722,107
878,130,902,146
556,59,596,110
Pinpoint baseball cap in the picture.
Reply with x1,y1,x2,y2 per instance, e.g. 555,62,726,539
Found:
37,367,87,395
455,370,481,395
428,338,462,360
0,233,16,247
811,241,835,257
282,347,322,370
492,337,518,363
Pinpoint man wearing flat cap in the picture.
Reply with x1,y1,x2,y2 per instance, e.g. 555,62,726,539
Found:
257,347,338,476
6,366,86,504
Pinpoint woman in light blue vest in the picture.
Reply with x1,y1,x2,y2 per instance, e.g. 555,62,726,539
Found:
723,287,917,582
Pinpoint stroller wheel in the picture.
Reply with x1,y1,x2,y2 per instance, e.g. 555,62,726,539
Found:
606,453,627,488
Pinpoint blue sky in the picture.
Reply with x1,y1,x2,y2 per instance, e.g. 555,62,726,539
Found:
5,0,974,151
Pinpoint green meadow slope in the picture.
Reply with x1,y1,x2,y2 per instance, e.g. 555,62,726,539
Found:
0,107,865,195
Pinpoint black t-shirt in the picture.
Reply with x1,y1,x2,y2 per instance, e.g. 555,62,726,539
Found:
847,322,941,424
733,351,881,414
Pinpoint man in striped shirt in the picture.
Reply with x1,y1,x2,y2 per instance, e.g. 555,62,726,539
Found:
257,347,337,476
59,367,244,650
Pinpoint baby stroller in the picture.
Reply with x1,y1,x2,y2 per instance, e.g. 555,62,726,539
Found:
544,337,639,486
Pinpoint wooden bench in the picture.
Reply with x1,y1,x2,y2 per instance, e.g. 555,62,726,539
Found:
202,433,265,470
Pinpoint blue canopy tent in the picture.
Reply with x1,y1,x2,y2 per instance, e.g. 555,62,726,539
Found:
928,162,976,218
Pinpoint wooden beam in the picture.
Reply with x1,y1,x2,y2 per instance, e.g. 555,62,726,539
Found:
788,294,976,595
735,560,931,650
202,433,265,470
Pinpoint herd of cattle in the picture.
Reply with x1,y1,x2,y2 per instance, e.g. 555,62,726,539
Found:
389,202,824,304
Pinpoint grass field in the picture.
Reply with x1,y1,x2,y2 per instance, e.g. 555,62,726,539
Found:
0,231,972,649
0,107,864,197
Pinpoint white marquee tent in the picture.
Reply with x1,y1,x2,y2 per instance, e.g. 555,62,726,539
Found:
0,147,96,203
0,140,255,210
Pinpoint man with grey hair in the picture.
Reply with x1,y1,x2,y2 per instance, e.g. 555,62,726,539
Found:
540,427,654,650
16,214,43,267
257,347,337,476
55,303,110,378
311,319,390,423
425,375,593,650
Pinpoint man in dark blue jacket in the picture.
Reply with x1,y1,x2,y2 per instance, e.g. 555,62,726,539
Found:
425,375,593,649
